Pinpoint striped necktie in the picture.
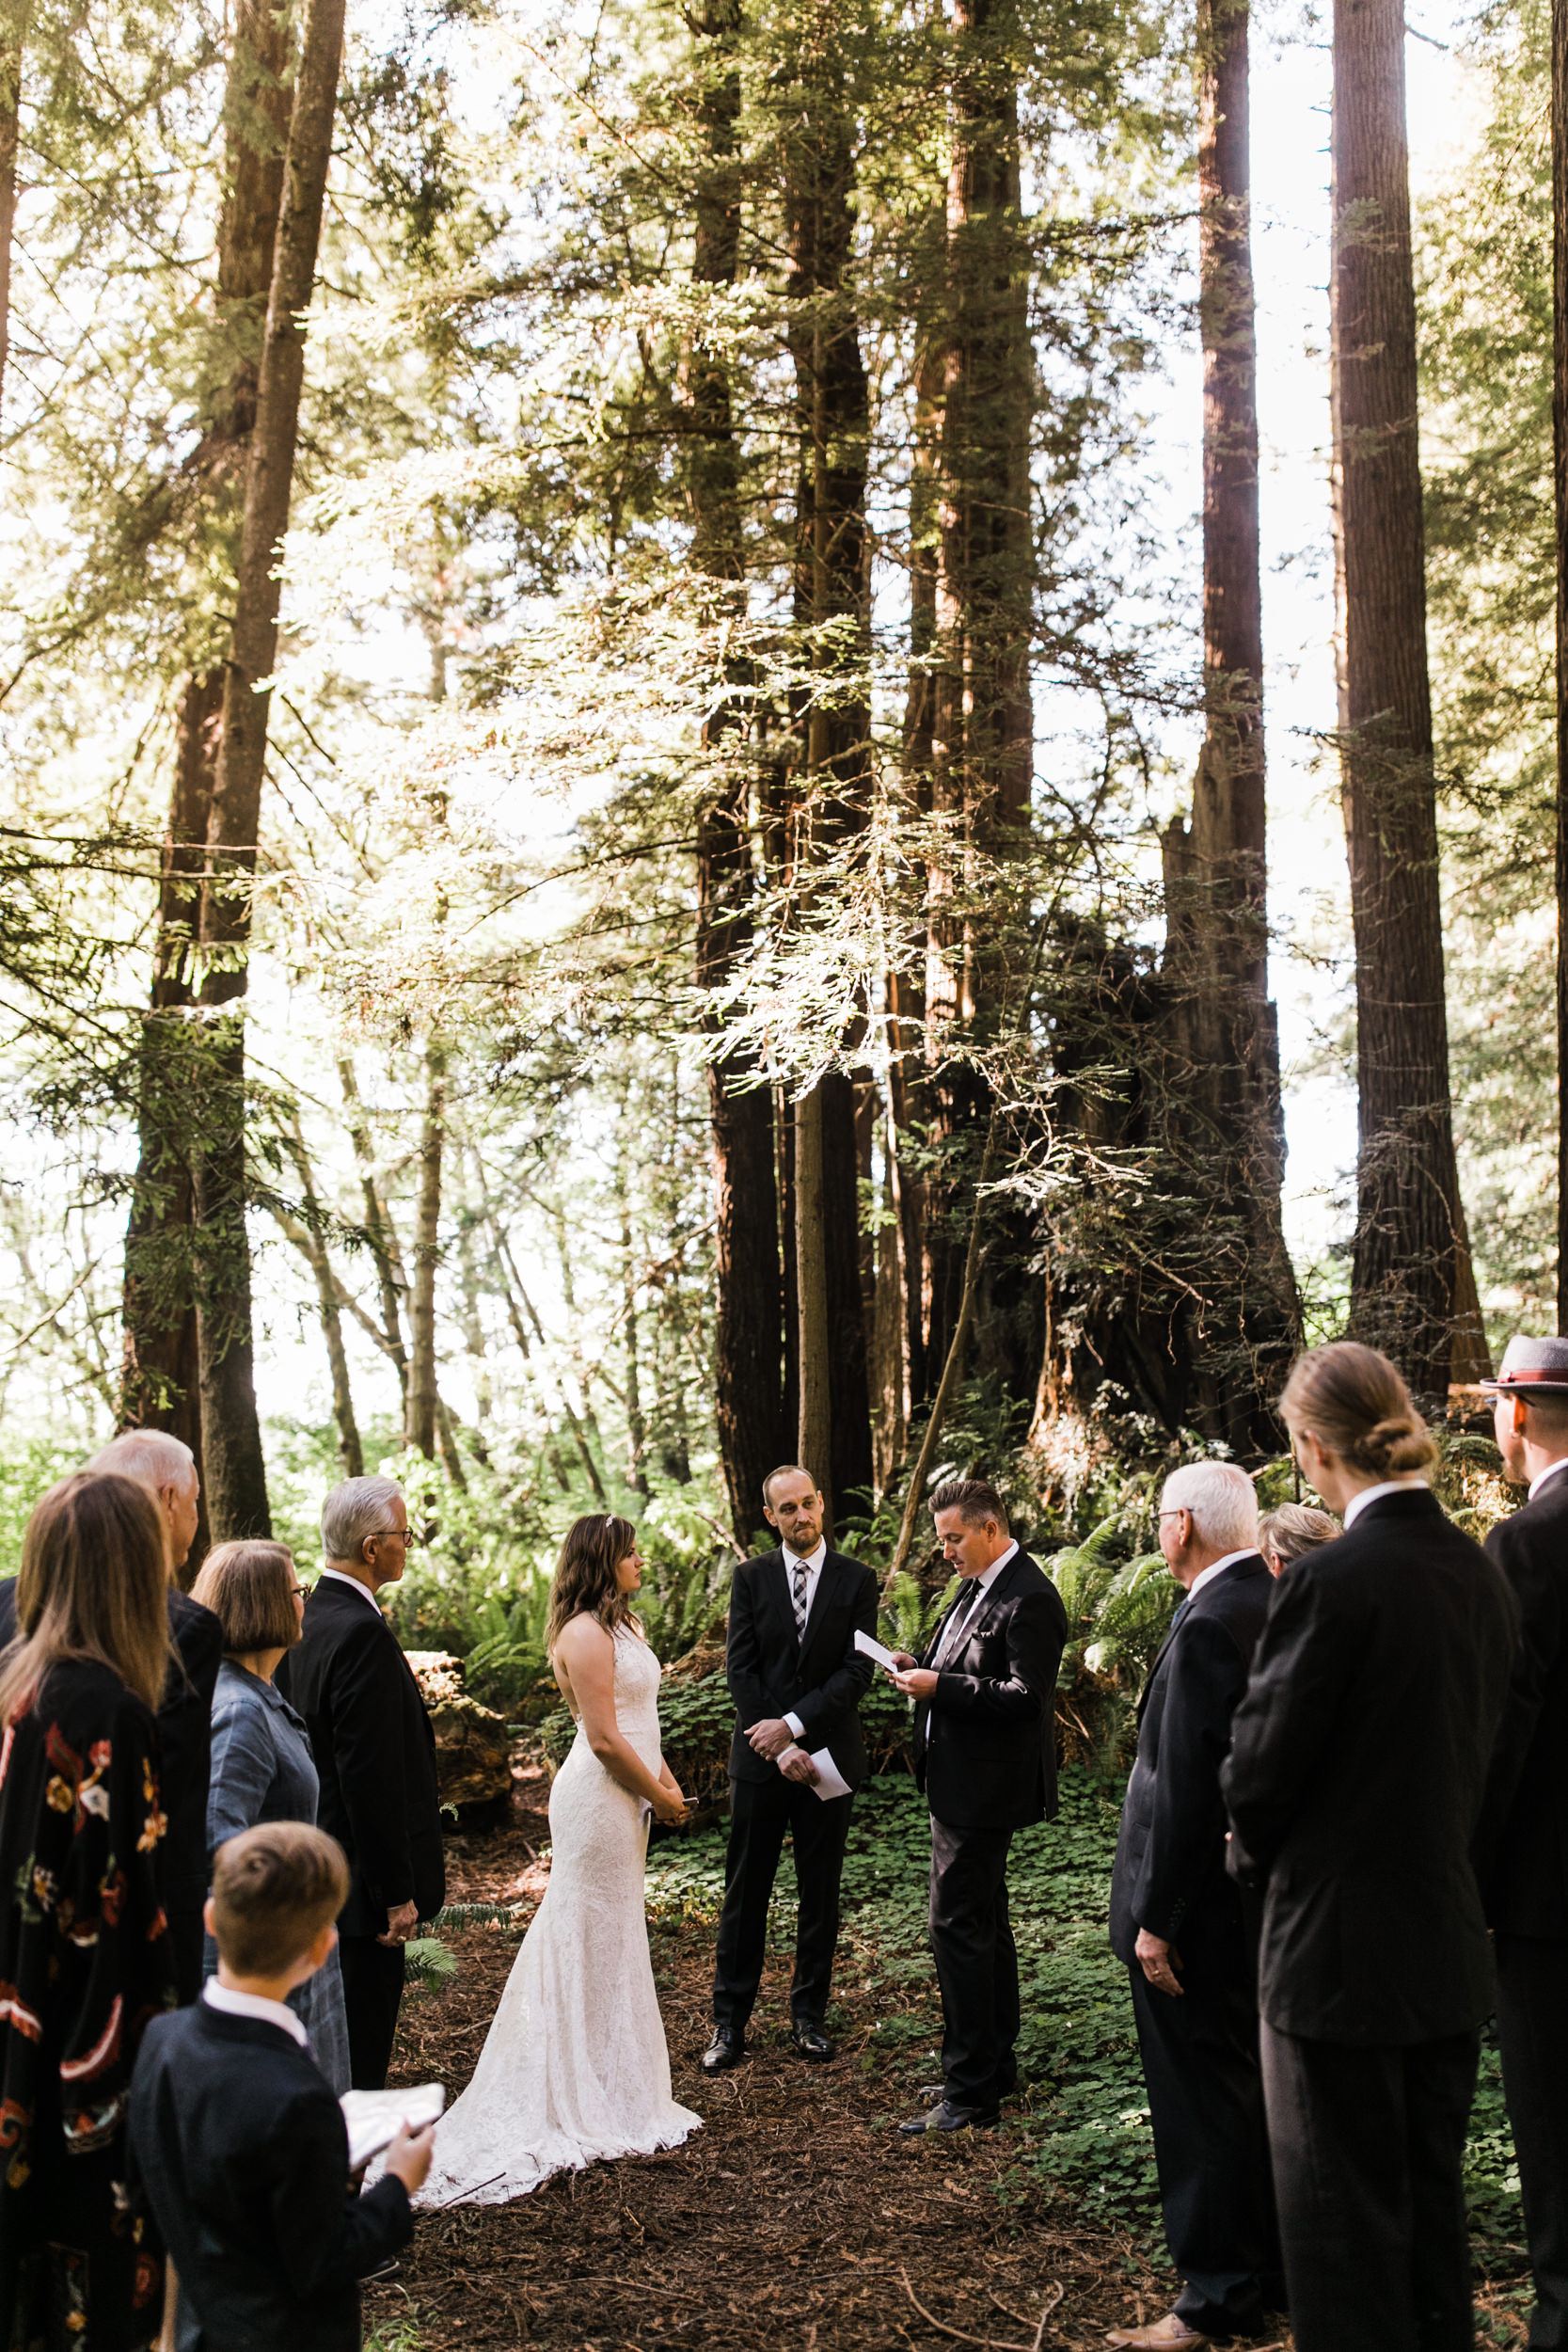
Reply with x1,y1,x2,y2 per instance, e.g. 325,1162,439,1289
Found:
935,1581,984,1668
791,1558,810,1639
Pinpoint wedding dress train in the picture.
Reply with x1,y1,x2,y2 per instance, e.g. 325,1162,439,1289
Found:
419,1625,701,2204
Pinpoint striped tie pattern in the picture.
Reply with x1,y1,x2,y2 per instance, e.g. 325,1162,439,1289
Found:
935,1584,982,1668
792,1560,810,1639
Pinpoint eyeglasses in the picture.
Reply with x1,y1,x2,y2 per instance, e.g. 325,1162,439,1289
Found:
390,1524,428,1549
292,1584,309,1600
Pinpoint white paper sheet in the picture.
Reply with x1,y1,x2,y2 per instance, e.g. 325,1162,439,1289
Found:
853,1628,900,1672
806,1747,851,1802
341,2081,446,2172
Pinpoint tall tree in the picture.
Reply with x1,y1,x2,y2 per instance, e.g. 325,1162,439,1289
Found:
196,0,347,1535
1331,0,1486,1395
122,0,291,1514
784,0,875,1525
921,0,1034,1395
404,1042,444,1457
689,0,789,1542
1159,0,1299,1447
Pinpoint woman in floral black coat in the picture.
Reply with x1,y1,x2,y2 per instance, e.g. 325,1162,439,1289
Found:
0,1470,179,2350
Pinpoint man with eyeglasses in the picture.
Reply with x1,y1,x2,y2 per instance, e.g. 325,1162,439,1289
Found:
284,1476,446,2089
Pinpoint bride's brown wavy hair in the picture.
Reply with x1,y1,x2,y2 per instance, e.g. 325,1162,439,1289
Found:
545,1514,640,1656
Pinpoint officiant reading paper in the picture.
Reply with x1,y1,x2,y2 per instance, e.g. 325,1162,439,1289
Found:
705,1467,879,2073
890,1479,1067,2136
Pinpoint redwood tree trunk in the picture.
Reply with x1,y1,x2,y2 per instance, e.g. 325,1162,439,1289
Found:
122,0,292,1505
1160,0,1300,1448
1556,0,1568,1335
784,5,874,1515
923,0,1033,1392
196,0,346,1536
689,0,788,1541
1331,0,1482,1395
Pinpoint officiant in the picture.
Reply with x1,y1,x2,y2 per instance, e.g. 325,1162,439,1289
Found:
704,1467,879,2073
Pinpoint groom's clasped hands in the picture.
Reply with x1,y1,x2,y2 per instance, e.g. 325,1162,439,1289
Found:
744,1713,821,1787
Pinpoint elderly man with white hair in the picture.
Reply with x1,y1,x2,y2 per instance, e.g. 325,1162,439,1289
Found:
0,1426,222,2002
1105,1460,1281,2350
285,1475,445,2088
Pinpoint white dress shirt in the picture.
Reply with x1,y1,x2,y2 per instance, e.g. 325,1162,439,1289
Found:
1185,1546,1259,1602
317,1566,384,1612
1529,1457,1568,1502
933,1539,1019,1664
1343,1478,1428,1528
782,1538,830,1740
203,1977,309,2048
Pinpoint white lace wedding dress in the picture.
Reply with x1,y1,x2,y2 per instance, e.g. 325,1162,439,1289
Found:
419,1625,701,2204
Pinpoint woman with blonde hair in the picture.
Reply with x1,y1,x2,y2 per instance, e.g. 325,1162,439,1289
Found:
190,1538,351,2091
1256,1501,1339,1576
420,1513,699,2203
1222,1343,1519,2352
0,1471,178,2350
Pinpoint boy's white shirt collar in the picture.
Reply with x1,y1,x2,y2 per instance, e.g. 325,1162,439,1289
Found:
202,1977,309,2047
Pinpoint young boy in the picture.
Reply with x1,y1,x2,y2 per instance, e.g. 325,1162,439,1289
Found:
129,1820,434,2351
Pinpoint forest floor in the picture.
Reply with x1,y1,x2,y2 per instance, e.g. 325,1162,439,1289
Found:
365,1755,1532,2352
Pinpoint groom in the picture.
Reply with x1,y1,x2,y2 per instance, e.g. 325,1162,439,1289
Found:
705,1466,879,2072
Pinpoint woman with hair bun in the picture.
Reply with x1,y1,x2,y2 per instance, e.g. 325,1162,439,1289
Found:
418,1515,699,2204
1221,1342,1519,2352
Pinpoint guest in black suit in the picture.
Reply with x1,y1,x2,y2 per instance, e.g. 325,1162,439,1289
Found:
1107,1462,1277,2350
1222,1343,1518,2352
0,1427,222,2005
705,1466,879,2072
889,1477,1067,2135
285,1477,445,2090
1476,1334,1568,2351
129,1820,432,2352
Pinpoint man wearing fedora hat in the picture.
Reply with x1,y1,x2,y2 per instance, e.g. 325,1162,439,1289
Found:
1479,1335,1568,2349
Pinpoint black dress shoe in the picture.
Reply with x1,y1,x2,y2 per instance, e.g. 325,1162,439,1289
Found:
701,2026,747,2074
897,2099,999,2136
789,2020,835,2061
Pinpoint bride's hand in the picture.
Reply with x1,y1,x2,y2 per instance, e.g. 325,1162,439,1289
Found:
651,1784,688,1825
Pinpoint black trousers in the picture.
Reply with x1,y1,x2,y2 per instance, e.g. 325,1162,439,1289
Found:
1259,2018,1479,2352
712,1774,853,2030
928,1817,1017,2108
166,1902,208,2007
1496,1934,1568,2349
1128,1959,1279,2338
339,1934,406,2090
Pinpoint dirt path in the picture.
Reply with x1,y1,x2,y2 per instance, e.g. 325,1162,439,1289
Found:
369,1766,1528,2352
368,1764,1176,2352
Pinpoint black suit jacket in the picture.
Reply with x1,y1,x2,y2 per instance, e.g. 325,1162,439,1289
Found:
128,1999,412,2352
0,1577,221,1910
912,1548,1067,1833
285,1577,445,1936
1477,1468,1568,1936
725,1547,879,1788
1109,1552,1273,1966
1221,1488,1518,2045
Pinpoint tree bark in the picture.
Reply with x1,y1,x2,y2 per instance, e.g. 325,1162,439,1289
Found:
923,0,1034,1391
121,0,293,1509
404,1043,444,1458
339,1056,411,1402
1555,0,1568,1335
794,1081,834,1526
194,0,346,1536
689,0,789,1540
1331,0,1484,1396
1157,0,1300,1449
784,2,874,1514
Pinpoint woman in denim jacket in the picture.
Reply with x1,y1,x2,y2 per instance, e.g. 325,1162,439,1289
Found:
190,1539,353,2091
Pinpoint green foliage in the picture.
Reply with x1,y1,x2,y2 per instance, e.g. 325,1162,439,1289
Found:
402,1934,459,1995
0,1436,92,1580
1044,1517,1174,1688
363,2311,426,2352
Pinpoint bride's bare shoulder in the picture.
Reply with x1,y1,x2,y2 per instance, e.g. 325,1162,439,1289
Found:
550,1613,615,1666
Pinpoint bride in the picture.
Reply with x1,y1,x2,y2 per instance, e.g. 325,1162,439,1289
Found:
420,1515,702,2203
